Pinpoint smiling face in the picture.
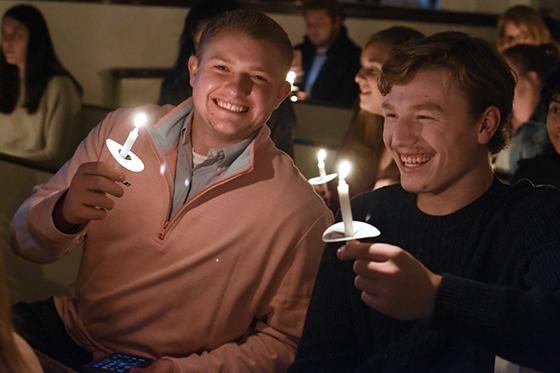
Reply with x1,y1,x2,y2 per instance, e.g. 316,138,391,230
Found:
355,41,390,115
547,95,560,154
188,31,291,153
382,68,496,213
1,16,29,73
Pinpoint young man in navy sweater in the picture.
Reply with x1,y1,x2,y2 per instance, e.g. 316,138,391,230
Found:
290,32,560,372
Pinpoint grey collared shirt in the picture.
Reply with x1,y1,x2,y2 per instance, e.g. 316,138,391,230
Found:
148,109,253,219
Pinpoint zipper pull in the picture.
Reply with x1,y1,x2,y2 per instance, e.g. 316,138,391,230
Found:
159,221,170,240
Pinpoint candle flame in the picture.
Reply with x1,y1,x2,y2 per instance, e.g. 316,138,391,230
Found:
317,148,327,162
338,160,352,180
286,71,296,85
290,95,298,102
133,112,148,128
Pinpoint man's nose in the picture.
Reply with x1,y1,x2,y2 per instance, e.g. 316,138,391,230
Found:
225,74,252,97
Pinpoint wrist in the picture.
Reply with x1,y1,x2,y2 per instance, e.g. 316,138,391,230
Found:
52,192,82,234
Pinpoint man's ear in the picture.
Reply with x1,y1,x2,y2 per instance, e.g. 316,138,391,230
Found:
273,80,292,110
477,106,501,146
187,55,199,88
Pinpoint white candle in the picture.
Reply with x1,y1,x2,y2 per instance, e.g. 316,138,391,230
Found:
337,160,354,236
286,70,297,91
317,148,327,179
120,112,148,158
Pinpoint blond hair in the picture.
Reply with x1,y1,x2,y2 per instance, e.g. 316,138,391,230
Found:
497,5,551,51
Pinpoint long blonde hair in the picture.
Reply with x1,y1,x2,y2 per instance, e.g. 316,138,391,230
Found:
0,251,30,372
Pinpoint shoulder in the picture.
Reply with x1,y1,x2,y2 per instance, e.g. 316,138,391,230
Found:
12,333,43,373
351,184,408,216
500,179,560,218
47,75,79,95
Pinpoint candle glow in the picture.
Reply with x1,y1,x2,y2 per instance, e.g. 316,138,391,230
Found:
317,149,327,179
120,112,148,158
337,160,354,236
286,70,298,92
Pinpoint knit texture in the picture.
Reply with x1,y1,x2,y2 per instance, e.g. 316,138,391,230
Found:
290,178,560,372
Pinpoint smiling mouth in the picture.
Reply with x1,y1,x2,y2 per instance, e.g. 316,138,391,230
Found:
399,154,432,168
214,99,248,113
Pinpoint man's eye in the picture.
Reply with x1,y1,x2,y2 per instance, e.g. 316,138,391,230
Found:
417,115,435,121
254,75,267,82
549,105,560,115
384,113,397,119
215,65,227,71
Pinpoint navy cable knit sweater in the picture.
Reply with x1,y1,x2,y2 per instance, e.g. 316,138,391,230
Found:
289,178,560,372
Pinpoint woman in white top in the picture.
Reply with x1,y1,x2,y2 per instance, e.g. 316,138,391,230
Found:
0,4,82,169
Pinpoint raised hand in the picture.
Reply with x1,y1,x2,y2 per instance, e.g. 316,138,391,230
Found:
337,241,442,320
53,161,125,232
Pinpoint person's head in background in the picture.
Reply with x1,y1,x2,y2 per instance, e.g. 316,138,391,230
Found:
379,32,514,201
497,5,550,52
176,0,240,65
502,43,558,130
302,0,344,49
0,4,81,114
543,67,560,154
188,10,292,150
355,26,424,115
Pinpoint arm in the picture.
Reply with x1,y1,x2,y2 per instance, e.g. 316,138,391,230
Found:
10,109,124,263
146,211,333,373
429,196,560,371
19,76,82,169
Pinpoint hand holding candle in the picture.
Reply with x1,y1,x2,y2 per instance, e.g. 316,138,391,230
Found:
337,160,354,236
120,112,148,159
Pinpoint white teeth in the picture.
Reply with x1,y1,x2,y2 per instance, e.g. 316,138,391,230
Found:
216,99,248,113
400,155,431,167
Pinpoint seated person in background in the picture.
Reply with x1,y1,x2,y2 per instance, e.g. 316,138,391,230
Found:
293,0,360,107
159,0,296,157
10,10,331,372
0,250,42,372
319,26,424,212
512,67,560,188
0,4,82,169
289,32,560,372
497,43,558,174
497,5,551,53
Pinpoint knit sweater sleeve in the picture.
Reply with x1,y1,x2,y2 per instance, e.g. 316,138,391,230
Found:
429,191,560,372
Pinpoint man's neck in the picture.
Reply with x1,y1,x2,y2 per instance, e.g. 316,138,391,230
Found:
416,161,494,216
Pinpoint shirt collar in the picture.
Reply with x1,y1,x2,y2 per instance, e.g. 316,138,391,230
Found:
180,111,256,168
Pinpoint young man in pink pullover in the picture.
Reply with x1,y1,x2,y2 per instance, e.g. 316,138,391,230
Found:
10,10,332,372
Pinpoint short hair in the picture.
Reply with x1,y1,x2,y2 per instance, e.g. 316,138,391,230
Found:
379,31,515,155
365,26,424,55
497,5,551,51
197,10,293,75
502,43,558,78
302,0,344,21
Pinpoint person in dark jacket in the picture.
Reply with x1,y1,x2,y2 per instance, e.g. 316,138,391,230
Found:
293,0,360,108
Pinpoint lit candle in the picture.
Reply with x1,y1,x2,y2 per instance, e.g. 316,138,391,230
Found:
120,112,148,158
337,160,354,236
317,148,327,179
286,70,297,91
